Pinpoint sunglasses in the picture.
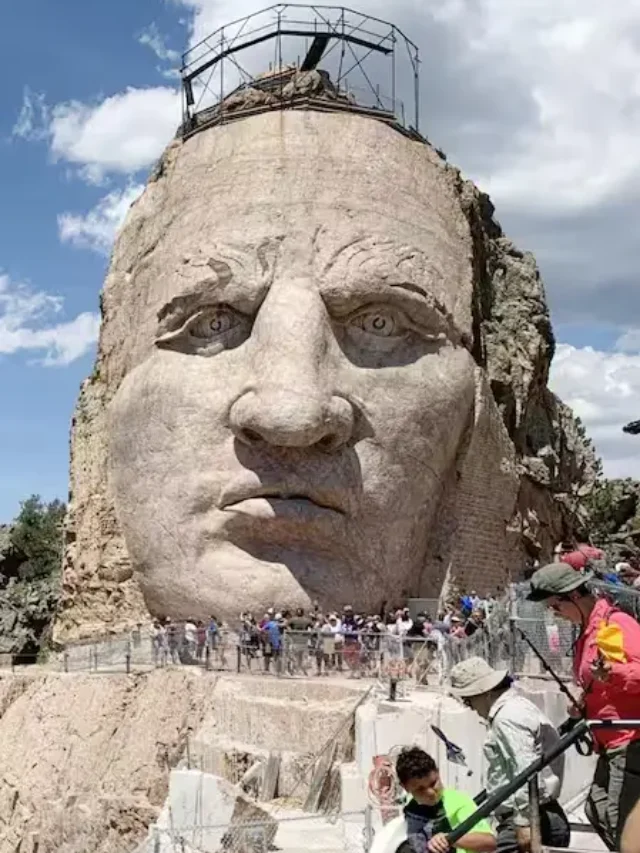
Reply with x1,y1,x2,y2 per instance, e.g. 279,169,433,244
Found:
545,594,573,611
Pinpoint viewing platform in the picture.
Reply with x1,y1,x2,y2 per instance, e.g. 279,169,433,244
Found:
178,4,425,143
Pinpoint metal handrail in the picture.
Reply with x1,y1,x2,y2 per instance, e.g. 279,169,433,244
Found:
446,719,640,846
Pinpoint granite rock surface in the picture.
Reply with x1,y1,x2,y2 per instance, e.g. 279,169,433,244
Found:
54,83,598,641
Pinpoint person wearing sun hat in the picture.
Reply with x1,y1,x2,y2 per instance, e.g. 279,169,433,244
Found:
528,562,640,850
449,656,569,853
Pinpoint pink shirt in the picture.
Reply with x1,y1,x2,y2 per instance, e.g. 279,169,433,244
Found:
560,544,605,571
574,598,640,749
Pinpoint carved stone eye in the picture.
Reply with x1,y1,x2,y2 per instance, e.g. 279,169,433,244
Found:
351,309,398,337
189,308,237,339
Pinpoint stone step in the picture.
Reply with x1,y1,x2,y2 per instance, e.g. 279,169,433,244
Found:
195,677,364,754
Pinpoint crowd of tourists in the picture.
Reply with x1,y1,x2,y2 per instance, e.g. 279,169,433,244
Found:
145,543,640,676
541,541,640,592
146,590,500,677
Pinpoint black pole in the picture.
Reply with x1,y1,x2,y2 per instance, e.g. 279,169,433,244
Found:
528,777,542,853
591,719,640,730
516,626,582,714
468,717,626,807
446,719,589,846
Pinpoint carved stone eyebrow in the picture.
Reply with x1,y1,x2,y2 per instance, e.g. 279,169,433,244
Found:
157,258,234,324
156,238,282,327
389,282,457,331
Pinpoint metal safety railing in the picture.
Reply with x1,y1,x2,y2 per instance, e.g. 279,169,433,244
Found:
447,719,640,853
4,578,640,681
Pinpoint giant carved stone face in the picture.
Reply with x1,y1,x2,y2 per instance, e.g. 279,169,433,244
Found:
107,111,479,619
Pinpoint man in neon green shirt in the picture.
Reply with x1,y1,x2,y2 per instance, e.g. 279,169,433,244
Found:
395,747,496,853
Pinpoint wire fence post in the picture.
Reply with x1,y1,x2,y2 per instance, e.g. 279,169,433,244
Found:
363,804,374,852
528,776,542,853
509,585,518,674
388,675,398,701
126,641,132,674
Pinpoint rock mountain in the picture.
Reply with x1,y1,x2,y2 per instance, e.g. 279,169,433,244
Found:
53,70,599,642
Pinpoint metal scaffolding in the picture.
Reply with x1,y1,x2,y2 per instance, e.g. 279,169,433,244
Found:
179,4,421,140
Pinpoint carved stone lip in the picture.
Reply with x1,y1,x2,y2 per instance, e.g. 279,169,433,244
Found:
219,482,347,515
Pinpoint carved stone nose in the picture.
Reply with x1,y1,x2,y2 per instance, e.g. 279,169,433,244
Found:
229,389,354,451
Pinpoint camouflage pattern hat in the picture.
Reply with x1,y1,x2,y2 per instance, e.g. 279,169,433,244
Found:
527,563,593,601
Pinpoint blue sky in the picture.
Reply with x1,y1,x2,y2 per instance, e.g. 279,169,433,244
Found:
0,0,184,521
1,0,639,521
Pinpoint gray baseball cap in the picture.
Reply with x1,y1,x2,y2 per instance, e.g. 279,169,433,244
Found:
527,563,593,601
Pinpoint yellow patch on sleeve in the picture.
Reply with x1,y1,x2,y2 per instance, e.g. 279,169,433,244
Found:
596,621,627,664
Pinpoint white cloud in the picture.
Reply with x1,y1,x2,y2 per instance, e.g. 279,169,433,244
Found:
0,274,99,367
49,86,180,182
15,0,639,215
178,0,259,48
461,1,640,213
177,0,640,214
11,87,49,141
138,22,181,63
58,184,144,255
615,329,640,354
550,343,640,478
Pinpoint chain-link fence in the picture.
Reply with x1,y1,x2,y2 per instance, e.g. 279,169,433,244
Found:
4,579,640,682
509,583,577,679
592,578,640,619
8,629,447,688
133,809,372,853
236,630,444,686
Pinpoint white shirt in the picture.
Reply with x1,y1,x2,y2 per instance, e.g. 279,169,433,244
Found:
396,618,413,636
330,621,344,643
484,688,565,826
184,622,197,644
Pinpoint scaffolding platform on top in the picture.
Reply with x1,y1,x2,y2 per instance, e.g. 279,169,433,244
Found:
179,4,423,142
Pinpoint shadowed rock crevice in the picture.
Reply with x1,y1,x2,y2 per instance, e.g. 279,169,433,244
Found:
457,180,598,558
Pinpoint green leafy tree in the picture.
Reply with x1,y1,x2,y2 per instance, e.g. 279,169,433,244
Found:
10,495,66,581
583,479,640,543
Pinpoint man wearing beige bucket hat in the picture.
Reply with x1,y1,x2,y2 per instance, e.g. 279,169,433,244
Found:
450,657,569,853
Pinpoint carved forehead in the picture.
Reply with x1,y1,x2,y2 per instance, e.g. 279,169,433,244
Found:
109,111,475,343
130,226,470,344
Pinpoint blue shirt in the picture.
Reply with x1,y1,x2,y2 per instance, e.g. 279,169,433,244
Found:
264,620,282,650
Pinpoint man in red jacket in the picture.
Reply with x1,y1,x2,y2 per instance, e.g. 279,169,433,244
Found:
529,563,640,850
